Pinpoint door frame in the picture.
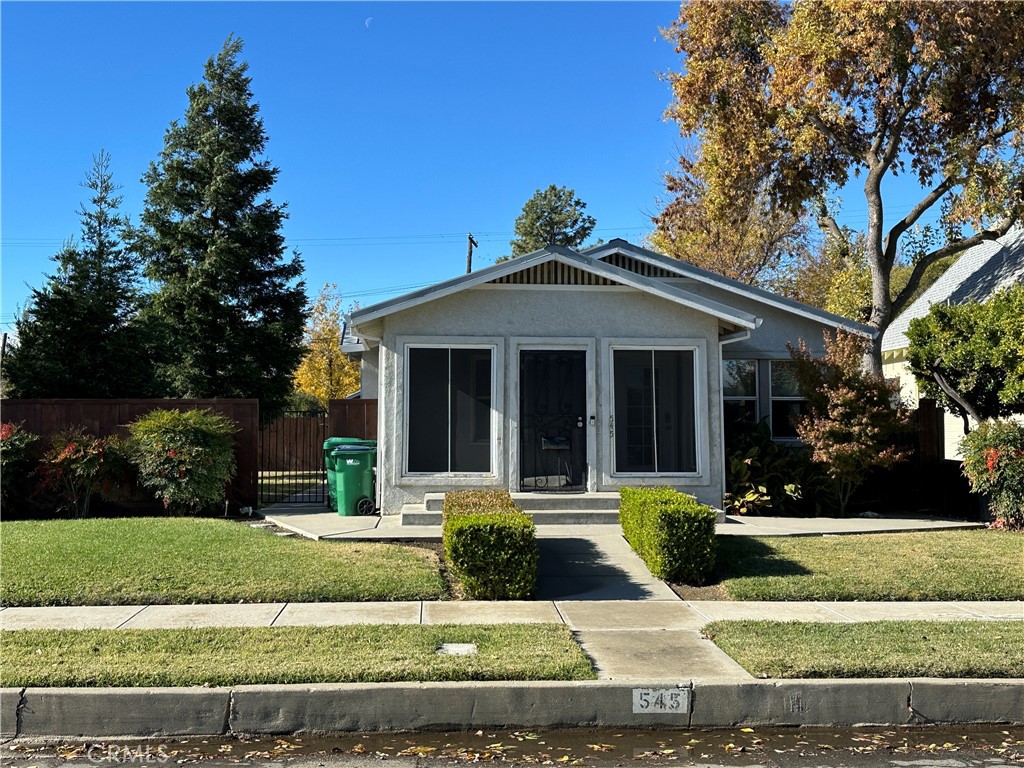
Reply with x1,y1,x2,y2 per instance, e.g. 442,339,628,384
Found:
509,338,597,493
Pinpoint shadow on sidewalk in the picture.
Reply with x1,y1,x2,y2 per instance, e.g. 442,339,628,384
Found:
535,537,665,601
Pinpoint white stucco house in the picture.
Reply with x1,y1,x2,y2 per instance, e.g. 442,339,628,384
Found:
882,227,1024,460
347,239,873,516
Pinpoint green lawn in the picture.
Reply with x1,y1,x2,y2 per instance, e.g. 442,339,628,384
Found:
0,518,446,606
0,624,595,687
713,530,1024,601
704,620,1024,678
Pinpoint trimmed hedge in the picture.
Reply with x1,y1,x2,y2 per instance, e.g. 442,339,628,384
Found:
619,486,717,585
442,491,538,600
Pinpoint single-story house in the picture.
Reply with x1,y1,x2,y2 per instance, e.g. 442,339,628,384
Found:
882,226,1024,460
347,239,873,516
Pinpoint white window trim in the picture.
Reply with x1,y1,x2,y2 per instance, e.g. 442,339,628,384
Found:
722,358,759,423
395,335,505,486
509,337,597,493
601,338,709,484
768,359,807,442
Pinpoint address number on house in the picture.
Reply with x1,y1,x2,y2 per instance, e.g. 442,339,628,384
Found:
632,688,690,714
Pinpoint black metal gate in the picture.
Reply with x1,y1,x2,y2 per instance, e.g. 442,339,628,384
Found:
259,409,329,505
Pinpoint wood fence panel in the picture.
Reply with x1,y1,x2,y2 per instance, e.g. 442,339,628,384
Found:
259,415,328,472
0,399,258,509
328,399,378,440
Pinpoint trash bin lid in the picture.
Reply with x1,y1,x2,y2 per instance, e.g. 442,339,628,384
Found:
331,444,374,453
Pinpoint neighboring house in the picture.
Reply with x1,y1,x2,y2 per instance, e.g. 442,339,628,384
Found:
348,239,872,516
882,226,1024,460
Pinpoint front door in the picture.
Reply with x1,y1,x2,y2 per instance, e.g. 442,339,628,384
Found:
519,350,587,492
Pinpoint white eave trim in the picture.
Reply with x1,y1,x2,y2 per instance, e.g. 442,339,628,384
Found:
349,246,758,330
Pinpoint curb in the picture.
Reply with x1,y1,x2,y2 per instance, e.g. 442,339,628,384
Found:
5,678,1023,739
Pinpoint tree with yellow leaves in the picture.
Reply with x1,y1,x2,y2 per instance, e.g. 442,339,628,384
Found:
292,284,359,408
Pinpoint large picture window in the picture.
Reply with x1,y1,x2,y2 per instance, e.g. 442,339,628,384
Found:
407,347,493,473
613,348,697,474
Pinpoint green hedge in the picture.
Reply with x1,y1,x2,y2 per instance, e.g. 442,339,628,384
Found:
442,491,538,600
619,486,717,585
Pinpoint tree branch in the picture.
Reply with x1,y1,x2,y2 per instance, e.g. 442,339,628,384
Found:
814,200,843,241
882,175,959,263
891,214,1019,316
931,364,982,430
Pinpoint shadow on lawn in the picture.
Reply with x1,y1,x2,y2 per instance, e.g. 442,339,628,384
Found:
713,536,812,581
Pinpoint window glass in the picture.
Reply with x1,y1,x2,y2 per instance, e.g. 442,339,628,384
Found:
770,361,802,398
613,349,697,474
722,359,757,398
408,347,492,473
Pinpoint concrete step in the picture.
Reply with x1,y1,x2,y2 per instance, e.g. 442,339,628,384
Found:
400,506,622,527
422,491,620,512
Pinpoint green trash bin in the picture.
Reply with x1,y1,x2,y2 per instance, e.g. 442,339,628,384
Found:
331,442,377,516
323,437,375,511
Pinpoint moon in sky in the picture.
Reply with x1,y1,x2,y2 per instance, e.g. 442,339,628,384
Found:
364,17,373,29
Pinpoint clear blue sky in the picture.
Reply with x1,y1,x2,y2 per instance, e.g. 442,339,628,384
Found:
1,1,934,334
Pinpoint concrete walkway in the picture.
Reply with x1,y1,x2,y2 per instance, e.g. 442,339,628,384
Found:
4,600,1020,683
263,505,984,541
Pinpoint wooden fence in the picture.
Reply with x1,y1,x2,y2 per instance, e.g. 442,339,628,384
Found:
260,412,328,472
328,399,378,440
1,399,259,509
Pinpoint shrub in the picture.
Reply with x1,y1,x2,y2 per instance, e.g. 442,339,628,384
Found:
1,421,38,511
36,427,117,518
124,409,237,515
619,486,717,585
442,490,538,599
961,419,1024,530
790,331,911,516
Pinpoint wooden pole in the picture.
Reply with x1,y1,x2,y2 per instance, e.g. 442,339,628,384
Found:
466,233,479,273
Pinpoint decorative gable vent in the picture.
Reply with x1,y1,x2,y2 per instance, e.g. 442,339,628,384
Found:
601,251,677,278
488,262,617,286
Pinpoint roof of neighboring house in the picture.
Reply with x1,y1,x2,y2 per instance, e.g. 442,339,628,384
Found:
347,239,874,338
882,226,1024,352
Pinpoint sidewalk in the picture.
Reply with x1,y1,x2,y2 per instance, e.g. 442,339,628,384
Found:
4,599,1021,682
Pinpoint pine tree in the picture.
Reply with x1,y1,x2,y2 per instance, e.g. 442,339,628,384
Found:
136,35,305,419
6,151,155,397
509,185,596,257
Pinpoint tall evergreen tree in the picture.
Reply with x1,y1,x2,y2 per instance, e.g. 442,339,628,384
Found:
509,185,596,257
6,151,155,397
136,35,305,419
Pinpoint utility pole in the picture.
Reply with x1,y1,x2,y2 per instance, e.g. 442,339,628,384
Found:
466,233,479,274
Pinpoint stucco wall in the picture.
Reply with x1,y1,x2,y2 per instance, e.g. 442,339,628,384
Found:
372,285,727,514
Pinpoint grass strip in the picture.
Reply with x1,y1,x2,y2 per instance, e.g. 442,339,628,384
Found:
0,624,596,687
704,620,1024,678
715,530,1024,601
0,518,446,606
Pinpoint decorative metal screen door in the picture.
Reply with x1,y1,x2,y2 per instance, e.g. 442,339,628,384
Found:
519,350,587,492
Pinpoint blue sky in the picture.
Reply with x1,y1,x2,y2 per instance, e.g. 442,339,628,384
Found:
1,1,936,334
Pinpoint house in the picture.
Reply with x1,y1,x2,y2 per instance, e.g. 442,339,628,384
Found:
882,227,1024,460
347,239,873,517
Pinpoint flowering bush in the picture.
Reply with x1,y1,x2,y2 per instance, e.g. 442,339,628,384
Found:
1,421,38,510
37,427,112,518
961,419,1024,530
124,409,237,515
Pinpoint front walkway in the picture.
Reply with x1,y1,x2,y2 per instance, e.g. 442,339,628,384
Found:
4,600,1020,681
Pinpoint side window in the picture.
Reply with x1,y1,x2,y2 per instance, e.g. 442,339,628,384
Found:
769,360,808,440
722,359,758,442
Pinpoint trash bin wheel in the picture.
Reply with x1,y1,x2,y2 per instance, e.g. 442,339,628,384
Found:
356,497,375,516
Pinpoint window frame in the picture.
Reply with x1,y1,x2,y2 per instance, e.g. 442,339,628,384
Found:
603,338,707,481
721,358,759,434
398,337,504,481
769,359,808,442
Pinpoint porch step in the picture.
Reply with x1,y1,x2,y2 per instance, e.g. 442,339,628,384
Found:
400,504,621,527
422,491,620,512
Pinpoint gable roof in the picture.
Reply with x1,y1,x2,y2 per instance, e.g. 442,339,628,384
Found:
882,226,1024,352
583,239,876,338
348,244,760,329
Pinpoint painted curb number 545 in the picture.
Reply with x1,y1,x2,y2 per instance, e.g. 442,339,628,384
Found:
632,688,690,714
